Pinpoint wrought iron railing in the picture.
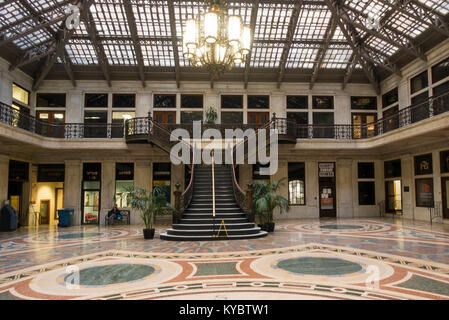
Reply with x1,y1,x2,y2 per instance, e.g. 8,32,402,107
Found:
1,90,449,141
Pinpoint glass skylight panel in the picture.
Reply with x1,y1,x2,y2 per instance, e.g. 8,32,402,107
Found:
13,29,52,49
174,1,203,40
366,37,397,56
133,0,171,38
0,2,28,27
322,45,353,69
103,41,136,65
388,11,428,38
332,26,346,41
90,1,130,37
228,1,253,25
254,2,294,41
141,40,175,67
286,44,318,69
250,42,284,68
66,39,99,64
417,0,449,15
28,0,61,13
294,5,331,41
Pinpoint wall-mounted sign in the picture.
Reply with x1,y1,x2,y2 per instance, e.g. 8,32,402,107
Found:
38,164,65,182
83,163,101,181
116,163,134,181
319,162,335,177
415,178,434,207
414,153,433,176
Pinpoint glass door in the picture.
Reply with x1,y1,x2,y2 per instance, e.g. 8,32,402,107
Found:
83,187,100,224
385,180,402,214
352,113,377,138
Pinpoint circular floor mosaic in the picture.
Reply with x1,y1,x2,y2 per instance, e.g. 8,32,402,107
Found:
58,232,102,240
292,221,392,234
319,225,363,230
277,257,363,276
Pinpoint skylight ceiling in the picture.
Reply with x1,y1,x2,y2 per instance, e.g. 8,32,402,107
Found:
0,0,448,90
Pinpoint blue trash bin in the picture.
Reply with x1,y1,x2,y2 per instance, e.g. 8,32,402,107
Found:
58,208,74,227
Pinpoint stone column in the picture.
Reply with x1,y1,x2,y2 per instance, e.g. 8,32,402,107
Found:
29,164,38,226
0,155,9,205
134,160,152,225
375,160,385,216
270,93,285,118
306,161,319,218
66,90,83,123
20,164,32,226
433,150,442,214
100,161,115,226
136,91,151,117
334,95,351,125
64,160,82,226
0,71,12,106
337,159,354,218
401,154,414,220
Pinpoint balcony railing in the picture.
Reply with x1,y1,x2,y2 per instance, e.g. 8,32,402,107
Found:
0,90,448,141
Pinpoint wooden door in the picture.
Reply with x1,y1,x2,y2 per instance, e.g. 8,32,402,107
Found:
247,112,269,125
154,111,176,124
442,177,449,219
39,200,50,225
319,182,336,218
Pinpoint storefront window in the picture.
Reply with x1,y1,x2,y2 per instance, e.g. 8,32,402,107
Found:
153,163,171,203
115,163,134,208
82,163,101,224
415,178,434,207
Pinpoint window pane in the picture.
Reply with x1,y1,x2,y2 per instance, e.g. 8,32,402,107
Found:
221,112,243,124
154,94,176,108
382,88,398,108
414,153,433,176
351,96,377,110
289,180,305,205
84,111,107,138
312,96,334,109
181,111,203,123
433,81,449,97
287,112,308,125
112,94,135,108
85,93,108,108
410,71,428,94
286,95,308,109
248,95,269,109
115,181,133,208
432,57,449,84
221,95,243,108
313,112,334,138
358,162,374,179
37,93,66,108
181,94,203,108
358,181,375,205
12,84,29,105
313,112,334,124
384,159,401,178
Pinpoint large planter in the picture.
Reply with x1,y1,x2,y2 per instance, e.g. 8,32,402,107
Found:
258,222,275,232
143,228,155,239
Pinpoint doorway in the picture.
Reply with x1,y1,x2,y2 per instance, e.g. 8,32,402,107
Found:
442,177,449,219
39,200,50,224
154,111,176,124
318,162,336,218
247,112,269,125
36,111,65,137
385,180,402,214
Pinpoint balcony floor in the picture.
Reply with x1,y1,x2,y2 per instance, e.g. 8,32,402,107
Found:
0,218,448,300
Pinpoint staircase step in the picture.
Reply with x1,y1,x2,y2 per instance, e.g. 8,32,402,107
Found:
180,218,248,224
159,231,268,241
172,222,255,230
166,227,262,236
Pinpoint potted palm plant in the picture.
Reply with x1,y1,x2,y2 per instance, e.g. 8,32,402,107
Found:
251,178,290,232
204,106,218,124
126,186,174,239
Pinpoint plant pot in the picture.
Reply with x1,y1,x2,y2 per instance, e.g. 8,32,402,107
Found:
143,228,155,239
258,222,275,232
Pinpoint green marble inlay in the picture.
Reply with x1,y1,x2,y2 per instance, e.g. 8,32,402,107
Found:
320,225,363,230
195,262,239,276
398,274,449,297
58,232,102,239
277,257,363,276
0,291,20,300
64,263,155,286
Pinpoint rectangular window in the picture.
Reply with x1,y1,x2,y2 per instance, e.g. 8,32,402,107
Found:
153,163,171,203
410,71,428,94
440,150,449,173
288,162,305,205
384,159,401,178
181,94,203,108
351,96,377,110
221,111,243,124
112,94,135,108
115,163,134,208
85,93,108,108
411,91,429,123
287,112,308,125
154,94,176,108
221,95,243,109
247,95,269,109
382,87,398,108
112,111,134,138
37,93,66,108
358,182,375,205
432,57,449,84
382,105,399,132
358,162,375,179
352,113,377,138
84,111,107,138
286,95,308,109
433,80,449,97
415,178,434,207
12,83,29,106
414,153,433,176
312,96,334,109
313,112,334,138
181,111,203,124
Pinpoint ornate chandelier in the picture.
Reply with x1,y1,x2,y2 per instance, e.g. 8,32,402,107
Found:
182,0,252,79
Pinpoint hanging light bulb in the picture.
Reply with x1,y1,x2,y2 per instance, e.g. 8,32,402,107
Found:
228,15,242,47
204,11,218,44
185,19,198,49
241,25,251,55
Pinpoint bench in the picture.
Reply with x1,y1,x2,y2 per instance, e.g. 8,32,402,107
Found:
105,209,130,226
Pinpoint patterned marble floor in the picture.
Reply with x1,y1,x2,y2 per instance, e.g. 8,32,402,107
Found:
0,218,448,300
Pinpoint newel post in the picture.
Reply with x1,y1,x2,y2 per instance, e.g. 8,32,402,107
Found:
245,183,255,223
174,182,182,223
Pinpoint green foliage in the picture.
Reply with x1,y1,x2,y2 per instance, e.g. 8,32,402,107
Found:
125,186,175,229
204,106,218,124
251,178,290,224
